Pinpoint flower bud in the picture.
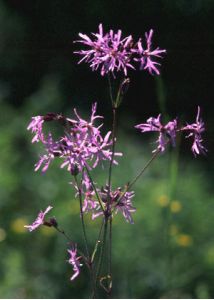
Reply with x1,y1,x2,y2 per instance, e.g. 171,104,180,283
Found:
71,164,79,176
120,78,130,95
49,217,58,228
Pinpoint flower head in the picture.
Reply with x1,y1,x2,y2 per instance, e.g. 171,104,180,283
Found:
181,106,207,156
114,189,136,224
74,24,166,76
74,24,134,76
84,184,136,224
135,115,177,152
134,29,166,75
28,103,122,174
67,245,82,281
24,206,53,232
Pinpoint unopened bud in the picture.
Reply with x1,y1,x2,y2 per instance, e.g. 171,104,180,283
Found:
43,113,58,122
43,217,58,228
120,78,130,95
49,217,58,228
71,164,79,176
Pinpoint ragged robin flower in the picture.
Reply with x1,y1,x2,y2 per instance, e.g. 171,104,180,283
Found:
28,103,122,174
80,183,136,224
181,106,207,156
135,115,177,153
134,29,166,75
74,24,166,76
24,206,53,232
67,244,82,281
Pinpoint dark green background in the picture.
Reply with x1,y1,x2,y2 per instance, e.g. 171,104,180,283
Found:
0,0,213,298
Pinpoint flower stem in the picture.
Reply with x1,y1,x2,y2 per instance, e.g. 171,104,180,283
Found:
54,226,86,261
108,216,113,294
95,217,108,287
73,175,98,297
73,175,90,259
107,74,114,105
84,167,105,213
55,226,72,242
128,149,160,190
114,149,161,208
91,218,105,263
107,106,117,205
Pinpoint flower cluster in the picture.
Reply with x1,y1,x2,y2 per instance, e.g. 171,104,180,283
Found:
25,23,208,290
135,106,207,156
74,24,166,76
78,174,136,224
27,103,122,174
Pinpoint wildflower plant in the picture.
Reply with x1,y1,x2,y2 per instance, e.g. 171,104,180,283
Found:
25,24,207,297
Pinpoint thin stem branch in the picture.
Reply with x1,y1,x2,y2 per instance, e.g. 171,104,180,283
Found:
73,175,90,259
91,218,105,263
114,149,161,208
54,226,86,260
107,106,117,212
108,216,112,294
84,167,105,213
55,226,72,242
95,217,108,286
128,149,160,190
73,175,98,297
107,74,114,105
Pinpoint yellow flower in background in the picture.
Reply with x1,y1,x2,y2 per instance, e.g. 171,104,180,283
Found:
0,228,6,242
41,226,56,236
157,195,169,207
169,224,179,236
11,218,28,234
176,234,193,247
170,200,182,213
205,245,214,266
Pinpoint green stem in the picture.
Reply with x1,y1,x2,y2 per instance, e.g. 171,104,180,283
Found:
84,167,105,212
73,175,97,297
95,217,108,286
114,149,161,208
54,226,86,261
55,226,72,242
107,74,114,105
108,216,112,294
73,175,90,259
107,107,117,201
91,218,105,263
128,149,160,190
90,264,97,299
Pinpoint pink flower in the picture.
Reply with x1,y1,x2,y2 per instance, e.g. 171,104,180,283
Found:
87,185,136,224
181,106,207,156
28,103,122,174
74,25,166,76
24,206,53,232
27,116,44,143
74,24,134,76
134,29,166,75
114,190,136,224
135,115,177,153
67,245,82,281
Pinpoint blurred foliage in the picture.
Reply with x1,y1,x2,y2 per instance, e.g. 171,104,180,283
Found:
0,0,214,298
